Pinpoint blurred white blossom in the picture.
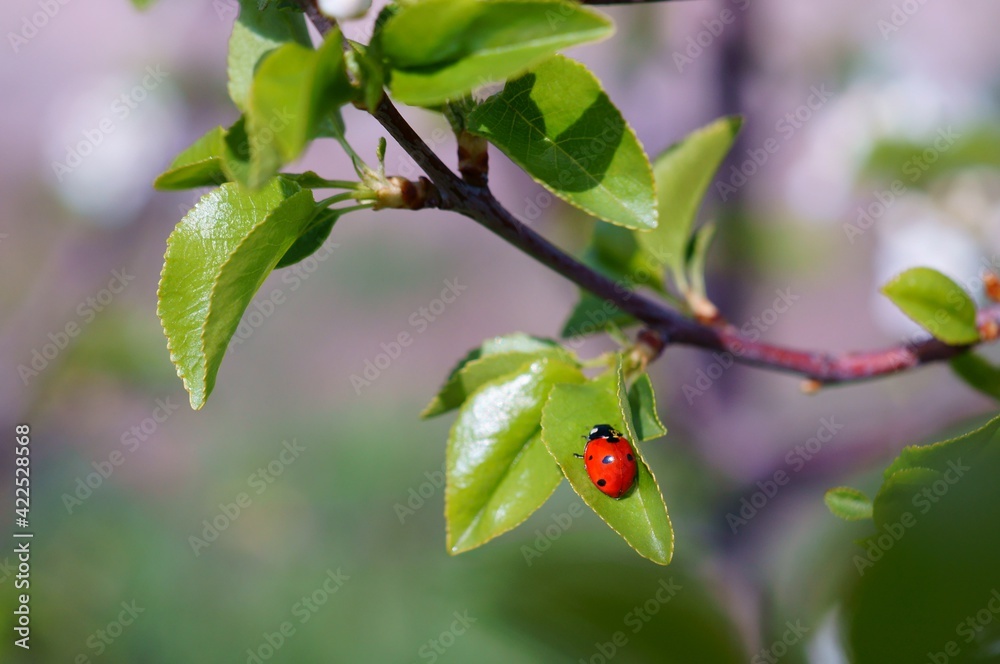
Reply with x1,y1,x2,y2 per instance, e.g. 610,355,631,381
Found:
318,0,372,21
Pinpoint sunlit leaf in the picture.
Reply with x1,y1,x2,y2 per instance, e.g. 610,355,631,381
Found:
383,0,613,106
541,358,673,564
881,267,978,345
423,334,576,419
446,358,585,553
639,116,741,280
246,29,353,185
158,178,317,409
227,0,311,113
468,56,656,230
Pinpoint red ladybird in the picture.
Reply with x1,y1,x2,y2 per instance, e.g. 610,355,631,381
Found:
575,424,638,499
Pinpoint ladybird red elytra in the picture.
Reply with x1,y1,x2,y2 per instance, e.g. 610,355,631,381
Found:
574,424,638,499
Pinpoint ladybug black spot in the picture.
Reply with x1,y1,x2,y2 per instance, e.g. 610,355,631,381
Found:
601,455,613,464
627,454,634,461
597,479,607,487
588,455,593,460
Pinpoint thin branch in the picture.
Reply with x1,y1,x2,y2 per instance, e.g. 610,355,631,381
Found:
297,1,1000,386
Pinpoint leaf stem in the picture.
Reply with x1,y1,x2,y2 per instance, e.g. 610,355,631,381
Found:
316,192,362,208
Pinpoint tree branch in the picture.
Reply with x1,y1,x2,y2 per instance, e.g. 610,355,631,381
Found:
298,1,1000,386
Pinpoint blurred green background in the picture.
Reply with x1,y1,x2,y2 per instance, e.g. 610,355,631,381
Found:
4,0,1000,662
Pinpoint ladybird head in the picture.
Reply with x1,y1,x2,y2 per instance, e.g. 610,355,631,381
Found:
588,424,622,441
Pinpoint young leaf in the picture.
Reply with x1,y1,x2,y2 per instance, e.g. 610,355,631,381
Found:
468,55,656,230
154,117,266,191
275,208,340,269
446,358,585,554
881,267,979,345
686,221,716,298
154,126,229,191
950,352,1000,401
227,0,312,113
247,29,354,185
541,358,674,565
423,334,575,418
823,486,873,521
627,373,667,442
639,116,741,281
158,178,317,409
382,0,613,106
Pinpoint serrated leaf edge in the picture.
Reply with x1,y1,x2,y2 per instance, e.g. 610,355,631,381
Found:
467,55,656,231
539,359,673,565
444,357,581,554
156,182,311,409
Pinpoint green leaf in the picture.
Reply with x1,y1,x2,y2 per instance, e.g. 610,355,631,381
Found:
845,414,1000,663
154,117,267,190
246,29,354,185
156,118,259,191
870,466,941,530
154,126,229,191
880,267,979,345
541,358,674,565
383,0,613,107
468,55,656,230
862,126,1000,187
129,0,156,9
823,486,873,521
589,223,666,291
349,40,386,113
157,178,317,409
446,358,585,554
627,373,666,442
686,221,716,297
561,292,636,338
422,334,575,418
227,0,311,113
639,116,742,281
951,352,1000,401
880,414,1000,480
351,6,395,111
275,208,340,269
561,222,668,337
218,117,255,185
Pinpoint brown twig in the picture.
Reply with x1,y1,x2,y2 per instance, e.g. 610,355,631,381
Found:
296,0,999,386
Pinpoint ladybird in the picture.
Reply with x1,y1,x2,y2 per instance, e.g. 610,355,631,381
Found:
574,424,638,499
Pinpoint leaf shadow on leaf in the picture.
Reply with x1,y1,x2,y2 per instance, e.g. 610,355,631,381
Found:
224,118,252,167
496,72,624,192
